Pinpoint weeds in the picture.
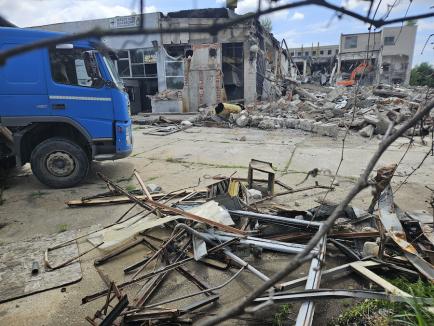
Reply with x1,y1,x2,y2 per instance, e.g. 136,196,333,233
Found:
116,173,134,183
125,184,136,192
331,278,434,326
29,190,47,199
57,224,68,233
273,304,292,326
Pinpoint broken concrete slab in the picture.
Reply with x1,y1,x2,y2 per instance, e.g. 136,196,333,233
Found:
359,124,375,138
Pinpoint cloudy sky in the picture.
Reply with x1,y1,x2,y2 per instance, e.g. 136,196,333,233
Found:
1,0,433,65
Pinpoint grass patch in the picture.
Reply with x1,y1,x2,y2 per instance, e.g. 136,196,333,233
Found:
57,224,68,233
273,304,292,326
165,157,184,163
146,176,158,182
116,173,134,183
330,278,434,326
29,190,48,199
125,184,136,192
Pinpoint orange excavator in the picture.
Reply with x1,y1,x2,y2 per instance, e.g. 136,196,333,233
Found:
336,62,372,87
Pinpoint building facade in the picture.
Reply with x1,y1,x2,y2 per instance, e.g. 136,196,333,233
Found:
338,25,417,85
288,25,417,86
36,8,289,114
288,44,339,83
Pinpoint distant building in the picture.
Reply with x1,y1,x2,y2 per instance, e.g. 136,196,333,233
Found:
34,7,289,114
288,25,417,86
288,44,339,83
338,25,417,85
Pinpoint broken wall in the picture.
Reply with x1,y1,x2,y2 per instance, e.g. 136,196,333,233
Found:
182,43,224,112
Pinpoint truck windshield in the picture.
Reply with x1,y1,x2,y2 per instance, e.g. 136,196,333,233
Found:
102,55,124,90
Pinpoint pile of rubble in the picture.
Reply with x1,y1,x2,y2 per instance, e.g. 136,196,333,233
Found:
33,159,433,325
196,84,433,139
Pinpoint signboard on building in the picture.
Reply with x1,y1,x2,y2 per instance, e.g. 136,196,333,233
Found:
109,16,140,29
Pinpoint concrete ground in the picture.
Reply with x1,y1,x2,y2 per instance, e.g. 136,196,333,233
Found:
0,126,433,325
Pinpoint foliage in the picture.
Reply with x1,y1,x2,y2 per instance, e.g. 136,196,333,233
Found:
57,223,68,233
330,278,434,326
273,304,292,326
410,62,434,87
260,17,272,32
125,184,136,192
405,20,417,26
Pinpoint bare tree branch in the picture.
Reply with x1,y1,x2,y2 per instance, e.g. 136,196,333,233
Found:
1,0,434,64
198,98,434,326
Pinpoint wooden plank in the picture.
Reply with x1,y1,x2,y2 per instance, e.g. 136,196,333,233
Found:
134,171,153,200
0,126,13,144
66,190,207,207
98,173,245,235
350,262,411,297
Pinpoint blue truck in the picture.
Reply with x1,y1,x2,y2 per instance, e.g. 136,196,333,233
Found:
0,27,133,188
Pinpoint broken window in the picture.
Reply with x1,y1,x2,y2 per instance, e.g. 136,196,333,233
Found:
383,63,390,72
49,48,101,88
222,42,244,101
165,56,184,90
344,36,357,49
129,48,157,78
335,49,339,54
328,49,332,55
116,50,131,77
312,51,316,55
320,50,324,55
305,51,309,56
384,36,395,46
297,52,302,56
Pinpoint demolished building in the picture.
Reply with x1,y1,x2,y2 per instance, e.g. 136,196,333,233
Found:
288,25,417,86
288,44,339,84
36,7,289,114
338,25,417,86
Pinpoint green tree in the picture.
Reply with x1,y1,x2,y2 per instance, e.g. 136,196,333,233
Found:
405,19,417,26
410,62,434,87
260,17,272,32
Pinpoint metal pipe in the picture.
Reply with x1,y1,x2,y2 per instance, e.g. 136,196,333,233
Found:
174,224,271,283
199,231,316,255
229,210,322,227
295,232,327,326
144,266,246,309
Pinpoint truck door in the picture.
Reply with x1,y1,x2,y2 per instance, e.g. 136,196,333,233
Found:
46,47,114,139
0,44,49,117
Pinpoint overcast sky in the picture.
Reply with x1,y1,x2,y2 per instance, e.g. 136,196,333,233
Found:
0,0,433,65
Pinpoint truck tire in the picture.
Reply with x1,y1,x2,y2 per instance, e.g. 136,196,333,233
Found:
30,137,89,188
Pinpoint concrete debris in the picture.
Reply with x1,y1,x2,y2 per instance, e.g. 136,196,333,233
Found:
235,114,250,127
359,124,375,138
147,184,162,193
188,84,431,139
247,189,262,202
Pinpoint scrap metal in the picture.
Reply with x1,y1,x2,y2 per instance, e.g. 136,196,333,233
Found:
378,185,434,281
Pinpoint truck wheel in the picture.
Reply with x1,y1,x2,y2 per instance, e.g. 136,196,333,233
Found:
30,137,89,188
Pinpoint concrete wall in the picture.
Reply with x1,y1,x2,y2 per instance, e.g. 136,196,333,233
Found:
35,13,161,50
338,26,417,84
340,32,382,54
182,43,223,112
381,25,417,84
160,18,250,45
289,44,339,58
244,42,257,103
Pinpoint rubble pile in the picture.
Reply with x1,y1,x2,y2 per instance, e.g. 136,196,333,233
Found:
38,159,433,325
195,85,432,138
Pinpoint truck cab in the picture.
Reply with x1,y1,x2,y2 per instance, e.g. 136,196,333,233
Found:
0,27,133,188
